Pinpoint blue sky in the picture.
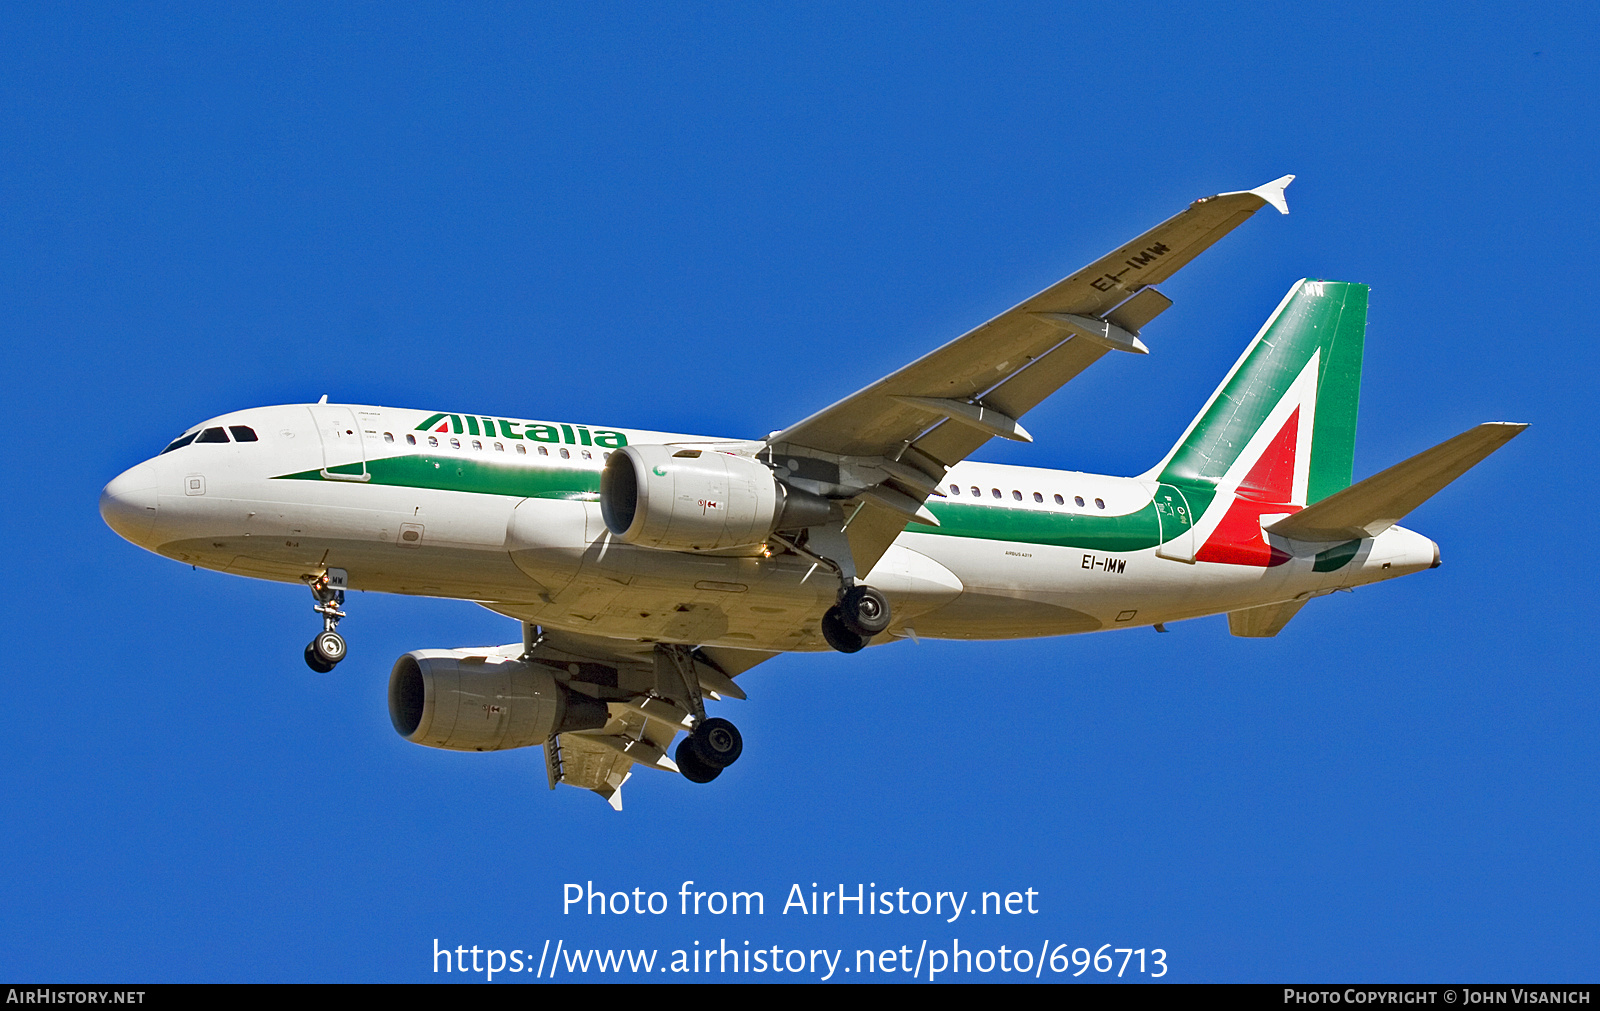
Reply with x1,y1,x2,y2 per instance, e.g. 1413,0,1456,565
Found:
2,3,1595,982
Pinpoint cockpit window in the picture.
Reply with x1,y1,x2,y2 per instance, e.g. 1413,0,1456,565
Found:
228,426,258,442
159,432,198,455
195,427,230,444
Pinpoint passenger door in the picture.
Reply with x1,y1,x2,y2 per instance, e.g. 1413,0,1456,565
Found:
306,405,368,482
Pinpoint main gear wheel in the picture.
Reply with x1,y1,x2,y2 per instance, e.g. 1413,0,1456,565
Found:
690,717,743,768
838,585,891,636
676,739,722,783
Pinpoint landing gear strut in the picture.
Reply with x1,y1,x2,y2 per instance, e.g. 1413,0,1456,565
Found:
767,532,894,654
303,568,348,673
654,643,746,785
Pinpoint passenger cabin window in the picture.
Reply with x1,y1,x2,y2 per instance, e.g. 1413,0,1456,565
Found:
1074,496,1085,507
406,434,416,446
949,484,960,495
160,432,198,455
559,448,570,459
428,436,438,448
1033,492,1043,503
538,446,548,456
991,488,1001,499
494,442,504,452
382,432,394,443
1054,494,1064,505
1095,498,1105,509
195,427,229,444
581,450,592,460
228,426,258,442
516,444,526,455
449,438,461,449
471,440,482,450
1011,490,1022,501
970,486,980,497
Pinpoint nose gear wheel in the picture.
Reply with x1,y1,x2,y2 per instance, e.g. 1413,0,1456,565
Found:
303,643,335,674
302,569,349,671
312,630,346,664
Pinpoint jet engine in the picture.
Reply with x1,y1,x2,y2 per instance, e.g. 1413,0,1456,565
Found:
388,649,609,752
600,445,831,551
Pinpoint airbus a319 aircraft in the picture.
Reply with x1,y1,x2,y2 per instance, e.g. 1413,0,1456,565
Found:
101,176,1523,808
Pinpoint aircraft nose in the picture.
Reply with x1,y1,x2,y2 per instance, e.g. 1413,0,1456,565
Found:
100,460,159,545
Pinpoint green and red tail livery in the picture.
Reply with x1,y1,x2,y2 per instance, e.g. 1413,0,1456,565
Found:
1155,279,1368,564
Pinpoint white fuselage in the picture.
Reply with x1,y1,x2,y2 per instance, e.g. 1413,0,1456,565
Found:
100,403,1439,652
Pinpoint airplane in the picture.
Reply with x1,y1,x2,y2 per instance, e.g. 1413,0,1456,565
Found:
99,175,1525,809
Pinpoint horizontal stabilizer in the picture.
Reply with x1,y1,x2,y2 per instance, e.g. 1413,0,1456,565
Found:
1228,598,1307,637
1267,422,1527,542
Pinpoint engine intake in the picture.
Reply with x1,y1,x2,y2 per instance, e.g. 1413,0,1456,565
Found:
388,649,609,752
600,445,831,551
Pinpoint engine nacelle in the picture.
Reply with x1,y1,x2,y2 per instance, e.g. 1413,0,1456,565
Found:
600,445,831,551
388,648,609,752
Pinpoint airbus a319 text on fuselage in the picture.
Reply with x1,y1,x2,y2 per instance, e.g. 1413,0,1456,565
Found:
101,176,1524,808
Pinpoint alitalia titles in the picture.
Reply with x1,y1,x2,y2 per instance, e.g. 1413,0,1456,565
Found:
416,413,628,449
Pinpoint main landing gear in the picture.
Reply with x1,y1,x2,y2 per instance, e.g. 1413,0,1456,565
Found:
676,717,744,784
303,569,348,673
820,584,892,653
653,643,745,785
765,532,894,654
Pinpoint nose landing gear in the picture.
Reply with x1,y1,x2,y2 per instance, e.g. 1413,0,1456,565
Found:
303,568,348,673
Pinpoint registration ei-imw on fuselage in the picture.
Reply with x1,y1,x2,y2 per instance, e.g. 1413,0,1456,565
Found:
99,175,1524,808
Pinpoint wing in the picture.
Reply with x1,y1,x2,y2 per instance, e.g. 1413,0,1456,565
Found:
478,617,777,808
764,175,1294,576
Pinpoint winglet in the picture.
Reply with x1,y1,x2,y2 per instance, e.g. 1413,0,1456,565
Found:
1249,174,1294,215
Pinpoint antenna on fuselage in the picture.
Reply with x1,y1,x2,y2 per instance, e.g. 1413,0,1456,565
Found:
317,394,328,404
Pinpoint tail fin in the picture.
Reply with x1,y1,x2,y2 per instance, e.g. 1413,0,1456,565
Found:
1152,279,1368,512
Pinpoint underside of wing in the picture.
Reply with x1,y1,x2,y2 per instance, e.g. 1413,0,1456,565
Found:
548,733,640,810
493,620,775,700
464,611,777,806
1227,597,1308,638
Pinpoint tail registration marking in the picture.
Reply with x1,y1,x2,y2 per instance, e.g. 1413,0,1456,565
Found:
1083,554,1127,574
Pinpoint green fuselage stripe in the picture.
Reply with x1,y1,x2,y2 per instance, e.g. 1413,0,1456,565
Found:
276,454,601,500
277,456,1186,552
918,498,1162,551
